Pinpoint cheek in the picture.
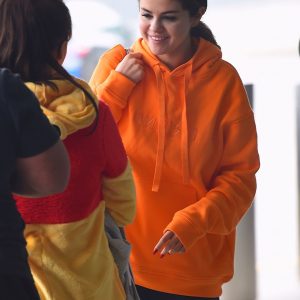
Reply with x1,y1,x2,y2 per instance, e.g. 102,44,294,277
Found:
175,24,191,39
139,22,147,36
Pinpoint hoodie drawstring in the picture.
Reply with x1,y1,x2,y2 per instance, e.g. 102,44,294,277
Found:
132,38,222,192
152,65,166,192
151,64,193,192
181,64,192,185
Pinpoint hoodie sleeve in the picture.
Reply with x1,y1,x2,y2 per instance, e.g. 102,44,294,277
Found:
165,100,260,251
101,102,136,226
89,45,137,123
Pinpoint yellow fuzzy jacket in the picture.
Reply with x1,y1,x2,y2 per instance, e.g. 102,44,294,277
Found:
15,79,136,300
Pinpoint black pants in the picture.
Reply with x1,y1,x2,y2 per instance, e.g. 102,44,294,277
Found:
0,275,40,300
136,285,220,300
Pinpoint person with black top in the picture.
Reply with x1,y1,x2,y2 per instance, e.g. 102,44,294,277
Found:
0,68,69,300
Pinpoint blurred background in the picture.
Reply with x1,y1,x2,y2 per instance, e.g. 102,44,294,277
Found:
64,0,300,299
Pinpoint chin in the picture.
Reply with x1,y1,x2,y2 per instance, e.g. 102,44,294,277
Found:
144,39,167,55
148,45,167,56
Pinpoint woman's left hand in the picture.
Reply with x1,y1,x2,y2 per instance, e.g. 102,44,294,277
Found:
153,230,185,258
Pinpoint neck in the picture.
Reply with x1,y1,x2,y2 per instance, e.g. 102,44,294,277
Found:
158,40,196,70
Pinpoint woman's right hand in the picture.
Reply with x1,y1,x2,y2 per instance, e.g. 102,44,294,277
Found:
115,51,144,83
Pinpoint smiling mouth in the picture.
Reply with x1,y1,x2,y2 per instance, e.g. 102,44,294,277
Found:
148,35,168,41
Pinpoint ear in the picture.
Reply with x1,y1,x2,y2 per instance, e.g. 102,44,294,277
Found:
57,40,68,65
191,6,206,27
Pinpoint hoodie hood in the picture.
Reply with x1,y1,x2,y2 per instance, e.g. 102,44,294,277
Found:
131,38,222,191
26,78,98,139
132,37,222,75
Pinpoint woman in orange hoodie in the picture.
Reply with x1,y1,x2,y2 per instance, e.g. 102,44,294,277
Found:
90,0,260,299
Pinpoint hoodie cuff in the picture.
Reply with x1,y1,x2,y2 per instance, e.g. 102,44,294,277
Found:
164,212,205,251
100,70,136,108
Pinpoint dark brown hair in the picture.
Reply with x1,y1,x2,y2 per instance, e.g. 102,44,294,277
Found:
178,0,220,48
0,0,98,117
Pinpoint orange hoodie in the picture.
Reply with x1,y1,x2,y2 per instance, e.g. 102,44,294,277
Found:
90,38,260,297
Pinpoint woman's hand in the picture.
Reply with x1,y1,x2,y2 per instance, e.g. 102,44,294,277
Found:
153,230,185,258
115,50,144,83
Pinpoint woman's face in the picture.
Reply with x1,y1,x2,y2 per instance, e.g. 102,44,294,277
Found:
139,0,199,68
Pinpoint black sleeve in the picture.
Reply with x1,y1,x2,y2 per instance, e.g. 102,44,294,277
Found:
0,69,59,158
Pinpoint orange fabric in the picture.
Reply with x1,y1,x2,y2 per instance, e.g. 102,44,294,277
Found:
90,38,260,297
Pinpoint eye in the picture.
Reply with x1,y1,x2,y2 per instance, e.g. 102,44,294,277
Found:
141,13,152,19
162,16,177,22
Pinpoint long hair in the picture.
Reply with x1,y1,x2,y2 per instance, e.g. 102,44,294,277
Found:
178,0,220,48
0,0,98,117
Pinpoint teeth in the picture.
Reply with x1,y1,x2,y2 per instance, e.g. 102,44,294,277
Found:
149,35,166,41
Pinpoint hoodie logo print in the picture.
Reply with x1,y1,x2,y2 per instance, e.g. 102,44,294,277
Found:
135,115,157,130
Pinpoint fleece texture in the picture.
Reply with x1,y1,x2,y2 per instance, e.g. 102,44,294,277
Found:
90,38,260,297
15,79,136,300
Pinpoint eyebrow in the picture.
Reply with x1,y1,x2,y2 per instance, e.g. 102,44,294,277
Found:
140,8,180,14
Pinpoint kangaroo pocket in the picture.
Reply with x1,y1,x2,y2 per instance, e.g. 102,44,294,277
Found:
126,176,235,281
163,232,235,279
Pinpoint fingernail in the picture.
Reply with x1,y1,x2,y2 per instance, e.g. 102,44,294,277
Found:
153,249,158,255
160,254,165,259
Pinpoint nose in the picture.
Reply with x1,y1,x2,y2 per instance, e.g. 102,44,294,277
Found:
150,18,163,32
